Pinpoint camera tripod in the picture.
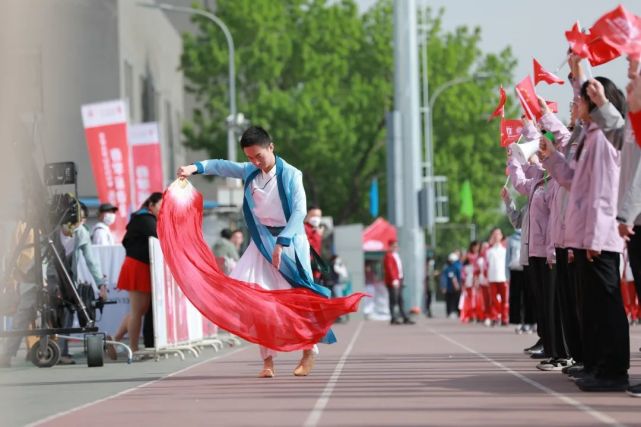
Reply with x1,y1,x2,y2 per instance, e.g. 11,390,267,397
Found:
0,128,130,367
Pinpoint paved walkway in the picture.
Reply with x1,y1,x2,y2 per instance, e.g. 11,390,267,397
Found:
2,315,640,427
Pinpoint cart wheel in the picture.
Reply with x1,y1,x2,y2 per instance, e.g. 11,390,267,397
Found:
30,339,60,368
86,334,104,367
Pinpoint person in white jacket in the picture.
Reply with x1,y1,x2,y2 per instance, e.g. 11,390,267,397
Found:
91,203,118,245
486,228,508,326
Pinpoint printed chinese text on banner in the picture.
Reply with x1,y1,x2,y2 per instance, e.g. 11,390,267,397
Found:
81,100,131,240
129,122,164,209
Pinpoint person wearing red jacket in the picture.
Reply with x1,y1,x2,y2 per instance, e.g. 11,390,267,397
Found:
383,240,414,325
304,206,323,282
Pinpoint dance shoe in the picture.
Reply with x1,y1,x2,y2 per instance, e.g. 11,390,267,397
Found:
293,350,315,376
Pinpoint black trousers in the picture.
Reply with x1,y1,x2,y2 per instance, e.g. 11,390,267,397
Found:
556,248,582,362
574,249,629,378
522,265,537,326
388,284,409,321
508,269,534,324
628,226,641,303
445,291,460,316
529,257,567,358
527,258,546,344
143,304,154,348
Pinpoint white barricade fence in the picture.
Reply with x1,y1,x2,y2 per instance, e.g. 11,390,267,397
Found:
77,240,237,360
149,237,237,359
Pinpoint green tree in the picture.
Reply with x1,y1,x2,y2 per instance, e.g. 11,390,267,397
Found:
180,1,517,245
181,0,393,224
422,8,517,252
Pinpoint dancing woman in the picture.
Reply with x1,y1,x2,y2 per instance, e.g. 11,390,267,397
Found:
177,126,333,378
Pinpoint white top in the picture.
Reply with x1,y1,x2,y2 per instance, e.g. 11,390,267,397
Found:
60,230,75,257
392,252,403,279
250,166,286,227
91,222,115,246
486,244,507,283
463,264,474,288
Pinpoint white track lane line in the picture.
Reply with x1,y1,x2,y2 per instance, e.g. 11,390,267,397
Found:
428,327,627,427
27,346,249,427
304,321,365,427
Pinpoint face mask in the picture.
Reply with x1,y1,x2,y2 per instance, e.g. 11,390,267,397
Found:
308,216,321,228
103,212,116,226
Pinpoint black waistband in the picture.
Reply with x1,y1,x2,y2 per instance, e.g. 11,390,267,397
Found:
265,225,284,237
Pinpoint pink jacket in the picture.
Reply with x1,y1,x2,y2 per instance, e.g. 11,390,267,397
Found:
539,112,572,255
508,155,553,259
544,122,624,253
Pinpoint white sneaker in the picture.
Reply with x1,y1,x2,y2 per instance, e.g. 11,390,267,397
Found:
484,318,492,327
537,358,573,371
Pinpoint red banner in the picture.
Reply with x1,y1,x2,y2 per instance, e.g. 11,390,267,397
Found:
500,119,523,147
81,100,131,240
129,123,164,209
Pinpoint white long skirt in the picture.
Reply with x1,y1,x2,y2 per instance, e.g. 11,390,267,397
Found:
229,241,317,360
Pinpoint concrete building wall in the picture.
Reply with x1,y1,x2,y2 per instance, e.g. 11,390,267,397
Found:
2,0,120,200
118,0,186,188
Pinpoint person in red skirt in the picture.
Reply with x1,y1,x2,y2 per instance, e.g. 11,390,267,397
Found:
114,192,163,352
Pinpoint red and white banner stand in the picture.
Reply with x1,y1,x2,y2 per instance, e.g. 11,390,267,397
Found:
81,100,132,240
128,122,164,209
149,238,233,359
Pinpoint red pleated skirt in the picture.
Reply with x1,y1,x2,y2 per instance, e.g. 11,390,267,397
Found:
116,256,152,293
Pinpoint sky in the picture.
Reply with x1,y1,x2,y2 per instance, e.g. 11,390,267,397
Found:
358,0,641,122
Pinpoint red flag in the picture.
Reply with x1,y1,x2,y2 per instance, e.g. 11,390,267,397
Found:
566,22,590,58
500,119,523,148
546,100,558,113
591,5,641,60
488,85,506,122
533,58,564,86
586,36,621,66
515,76,542,121
565,21,621,66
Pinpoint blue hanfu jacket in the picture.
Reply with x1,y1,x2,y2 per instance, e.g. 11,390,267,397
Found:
194,156,336,344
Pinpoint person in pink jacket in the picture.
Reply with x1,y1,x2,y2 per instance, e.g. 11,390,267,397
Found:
508,122,568,370
541,76,628,392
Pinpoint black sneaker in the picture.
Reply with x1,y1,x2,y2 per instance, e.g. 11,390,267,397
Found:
530,349,547,359
562,363,583,375
524,341,543,354
627,383,641,397
390,318,403,325
576,375,628,392
568,368,593,382
403,318,416,325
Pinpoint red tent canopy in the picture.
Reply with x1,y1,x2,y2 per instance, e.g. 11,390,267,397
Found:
363,218,397,252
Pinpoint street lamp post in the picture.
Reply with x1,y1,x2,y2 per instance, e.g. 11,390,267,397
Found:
423,73,490,249
138,2,239,161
